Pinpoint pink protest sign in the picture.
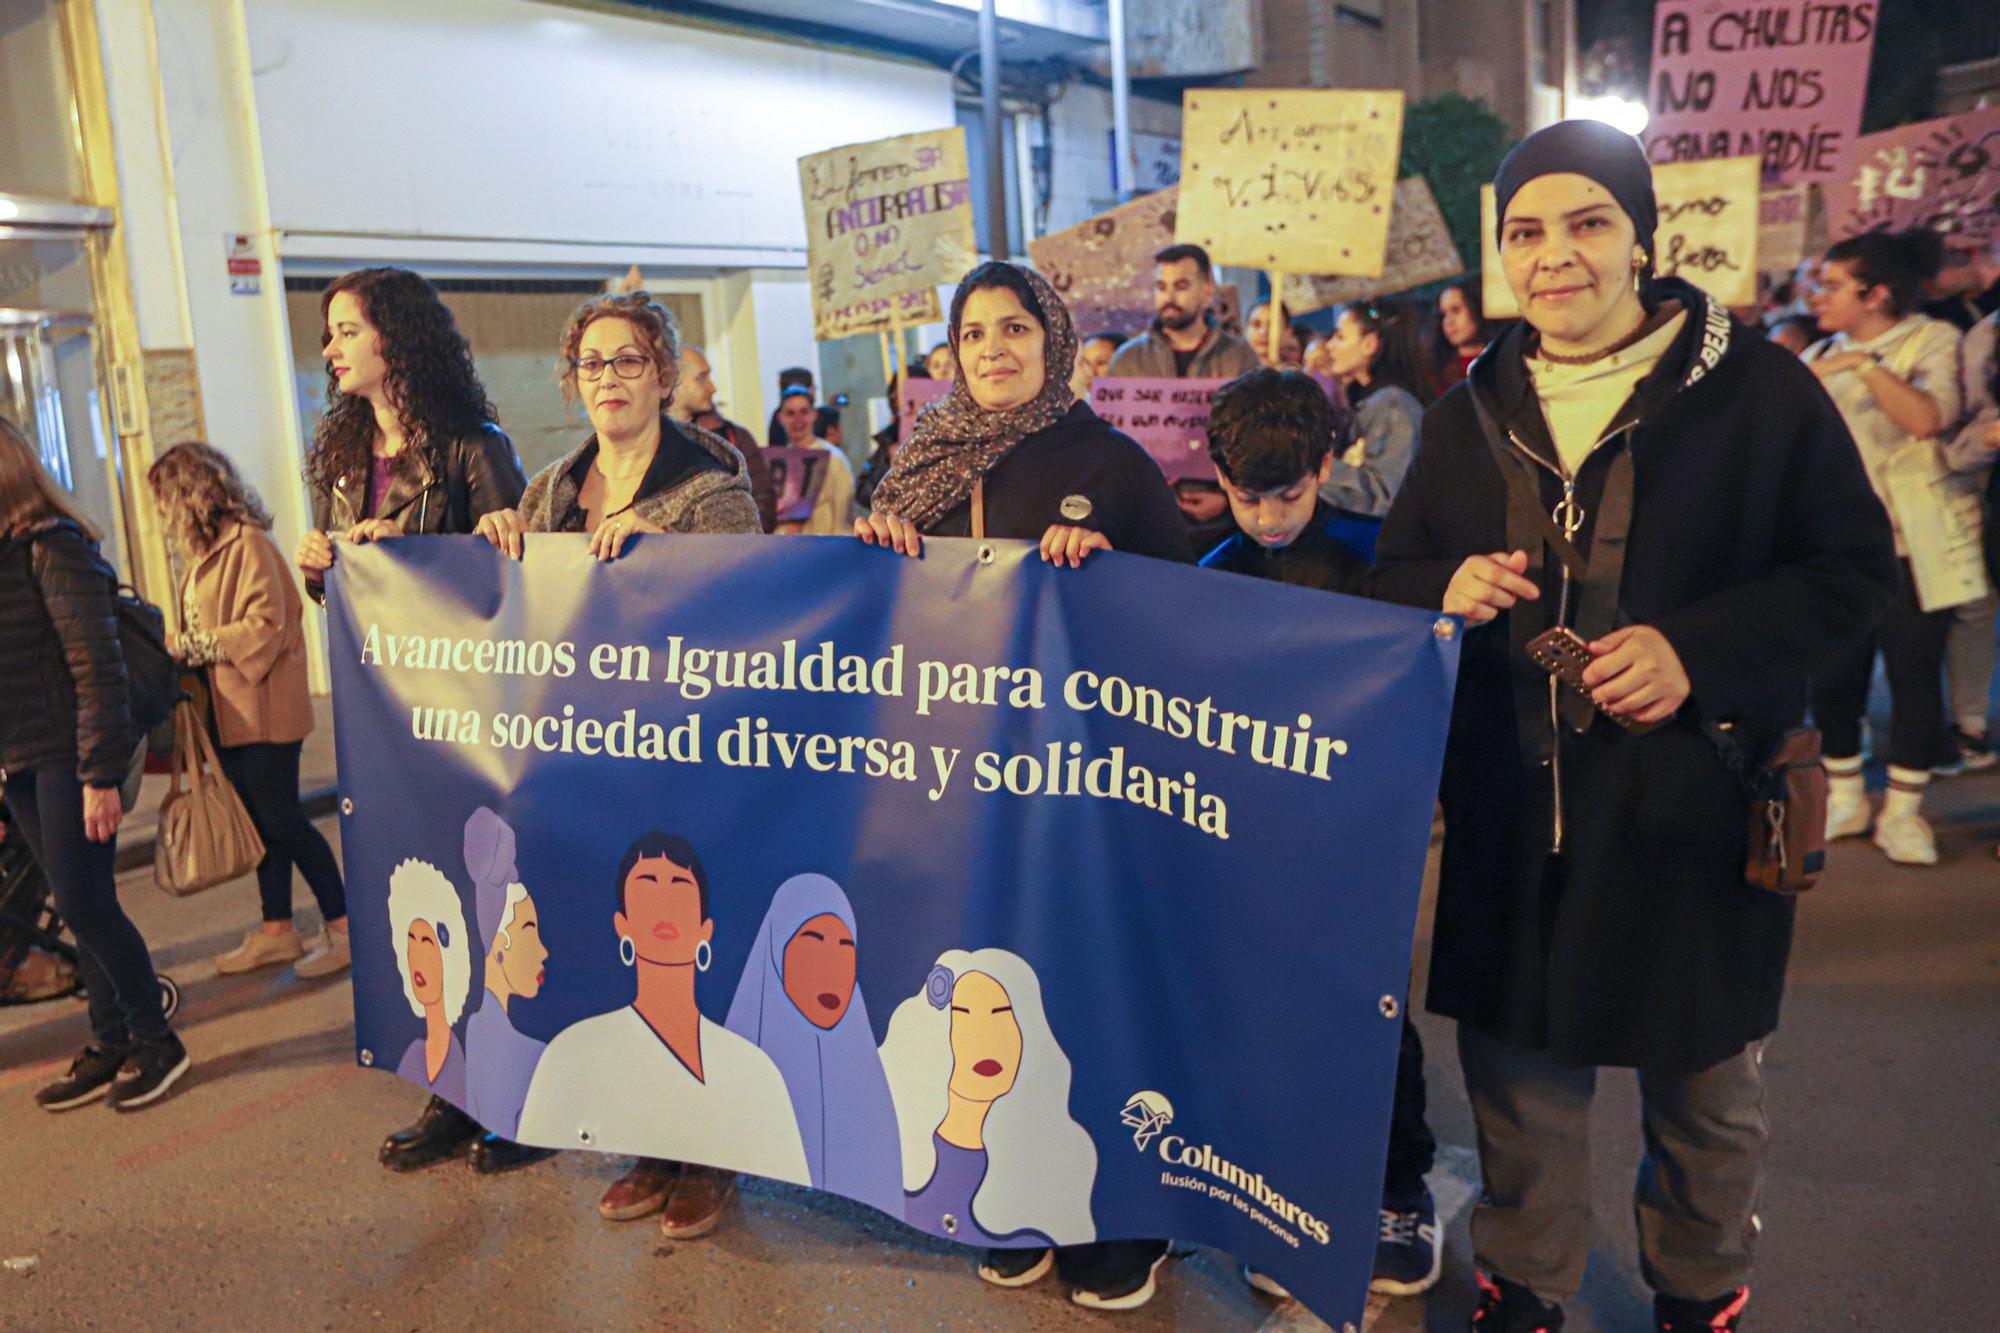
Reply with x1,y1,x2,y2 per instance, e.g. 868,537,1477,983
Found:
1643,0,1875,184
763,446,832,524
1823,108,2000,250
1090,377,1226,482
897,377,952,444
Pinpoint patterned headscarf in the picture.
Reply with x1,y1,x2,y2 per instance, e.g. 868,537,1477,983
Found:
870,263,1079,531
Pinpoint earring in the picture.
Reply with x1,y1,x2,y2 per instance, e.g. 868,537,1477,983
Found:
618,935,635,967
695,940,712,973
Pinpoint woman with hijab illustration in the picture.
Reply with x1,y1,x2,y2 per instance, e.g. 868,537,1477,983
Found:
516,833,808,1229
878,948,1098,1250
387,858,470,1104
723,873,902,1217
459,808,555,1170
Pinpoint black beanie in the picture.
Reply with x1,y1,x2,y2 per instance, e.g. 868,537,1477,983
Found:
1493,120,1657,268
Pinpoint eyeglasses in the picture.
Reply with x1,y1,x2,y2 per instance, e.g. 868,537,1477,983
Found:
571,354,653,382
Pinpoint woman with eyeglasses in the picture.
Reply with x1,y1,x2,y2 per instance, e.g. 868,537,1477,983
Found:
474,291,761,560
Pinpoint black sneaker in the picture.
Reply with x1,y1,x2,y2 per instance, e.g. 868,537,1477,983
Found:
35,1043,131,1111
1472,1271,1565,1331
977,1246,1053,1288
1656,1286,1749,1331
1065,1239,1171,1311
108,1032,190,1111
1371,1182,1443,1296
1934,727,1996,777
379,1095,481,1172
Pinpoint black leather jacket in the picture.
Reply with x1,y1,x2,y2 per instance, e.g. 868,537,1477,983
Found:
0,520,135,786
310,423,526,538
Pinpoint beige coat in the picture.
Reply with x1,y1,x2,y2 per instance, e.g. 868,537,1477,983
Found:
180,520,313,748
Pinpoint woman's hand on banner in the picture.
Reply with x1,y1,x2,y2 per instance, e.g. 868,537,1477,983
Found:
346,518,404,545
475,508,527,559
854,513,923,558
1040,524,1111,569
590,511,663,562
1443,551,1538,623
297,528,336,580
1583,625,1690,724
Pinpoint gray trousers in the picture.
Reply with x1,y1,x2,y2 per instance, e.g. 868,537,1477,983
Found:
1457,1025,1767,1306
1947,589,1997,733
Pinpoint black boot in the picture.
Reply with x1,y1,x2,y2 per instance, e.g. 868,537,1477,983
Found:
469,1132,558,1175
379,1095,480,1172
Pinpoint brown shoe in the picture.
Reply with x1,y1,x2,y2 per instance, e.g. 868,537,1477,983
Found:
598,1158,679,1221
216,927,305,975
659,1165,735,1239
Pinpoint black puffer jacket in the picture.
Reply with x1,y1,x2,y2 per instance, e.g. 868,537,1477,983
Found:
0,519,136,786
1372,280,1897,1071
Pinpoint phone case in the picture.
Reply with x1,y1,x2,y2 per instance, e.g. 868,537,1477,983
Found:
1525,627,1668,736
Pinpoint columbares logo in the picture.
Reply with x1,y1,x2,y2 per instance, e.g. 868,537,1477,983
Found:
1121,1090,1175,1149
1126,1088,1331,1246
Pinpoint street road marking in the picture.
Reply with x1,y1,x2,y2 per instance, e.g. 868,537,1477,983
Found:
115,1066,361,1173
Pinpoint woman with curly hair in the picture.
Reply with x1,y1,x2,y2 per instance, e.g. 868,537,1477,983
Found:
293,267,525,596
147,442,347,980
472,290,759,561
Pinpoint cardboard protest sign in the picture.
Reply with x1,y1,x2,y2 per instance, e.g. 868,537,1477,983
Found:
1030,187,1183,338
1822,107,2000,250
1479,156,1762,315
763,446,832,524
1759,184,1810,274
801,129,975,341
1643,0,1876,184
1282,177,1465,313
897,377,952,445
1090,377,1228,482
1176,89,1404,275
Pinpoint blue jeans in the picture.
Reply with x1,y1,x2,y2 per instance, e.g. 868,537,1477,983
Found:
5,765,170,1046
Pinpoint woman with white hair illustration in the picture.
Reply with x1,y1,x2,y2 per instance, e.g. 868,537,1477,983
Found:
878,948,1098,1261
387,858,471,1104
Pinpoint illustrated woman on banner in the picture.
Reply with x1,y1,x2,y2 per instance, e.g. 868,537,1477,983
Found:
461,808,550,1141
388,859,471,1104
724,874,903,1217
878,948,1098,1247
516,833,808,1186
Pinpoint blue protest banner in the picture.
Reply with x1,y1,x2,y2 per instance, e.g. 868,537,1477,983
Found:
327,534,1458,1327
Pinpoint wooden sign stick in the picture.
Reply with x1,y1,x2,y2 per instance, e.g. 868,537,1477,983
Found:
1267,271,1285,363
879,327,896,387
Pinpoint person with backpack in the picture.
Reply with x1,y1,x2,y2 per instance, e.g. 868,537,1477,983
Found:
0,415,190,1112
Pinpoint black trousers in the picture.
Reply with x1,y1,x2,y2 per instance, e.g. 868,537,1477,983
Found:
1811,560,1951,771
1384,1015,1437,1198
5,765,169,1046
216,740,346,924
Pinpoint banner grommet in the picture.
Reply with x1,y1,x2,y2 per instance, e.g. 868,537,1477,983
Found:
1378,995,1400,1019
341,797,355,816
977,545,996,565
359,1049,373,1066
1432,618,1457,641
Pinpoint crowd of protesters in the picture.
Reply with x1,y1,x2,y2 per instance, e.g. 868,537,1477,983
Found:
5,112,1999,1333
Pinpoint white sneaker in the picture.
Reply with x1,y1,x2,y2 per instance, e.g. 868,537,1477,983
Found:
295,928,351,979
1873,813,1938,866
1825,791,1872,841
1242,1264,1292,1299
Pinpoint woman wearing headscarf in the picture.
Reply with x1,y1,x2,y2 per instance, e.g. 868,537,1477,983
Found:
723,873,901,1218
1371,121,1895,1333
857,262,1184,1310
857,261,1189,569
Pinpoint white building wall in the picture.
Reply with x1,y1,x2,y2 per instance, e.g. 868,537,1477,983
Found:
1043,84,1182,235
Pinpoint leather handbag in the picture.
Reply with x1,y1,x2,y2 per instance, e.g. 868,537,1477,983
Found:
1729,725,1828,895
153,698,265,896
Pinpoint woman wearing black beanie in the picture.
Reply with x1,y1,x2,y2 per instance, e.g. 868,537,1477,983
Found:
1372,120,1897,1333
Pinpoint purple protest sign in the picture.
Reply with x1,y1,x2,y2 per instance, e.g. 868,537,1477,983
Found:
763,446,832,524
1643,0,1875,184
898,377,953,444
1089,376,1351,484
1823,108,2000,250
1090,378,1224,482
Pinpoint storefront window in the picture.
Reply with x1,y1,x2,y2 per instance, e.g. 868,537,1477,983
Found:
0,0,90,202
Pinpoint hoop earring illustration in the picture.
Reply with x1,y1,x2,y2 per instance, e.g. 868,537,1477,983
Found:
695,940,712,972
619,935,636,967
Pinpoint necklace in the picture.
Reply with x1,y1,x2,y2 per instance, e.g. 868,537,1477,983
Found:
593,454,653,482
1533,303,1680,367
